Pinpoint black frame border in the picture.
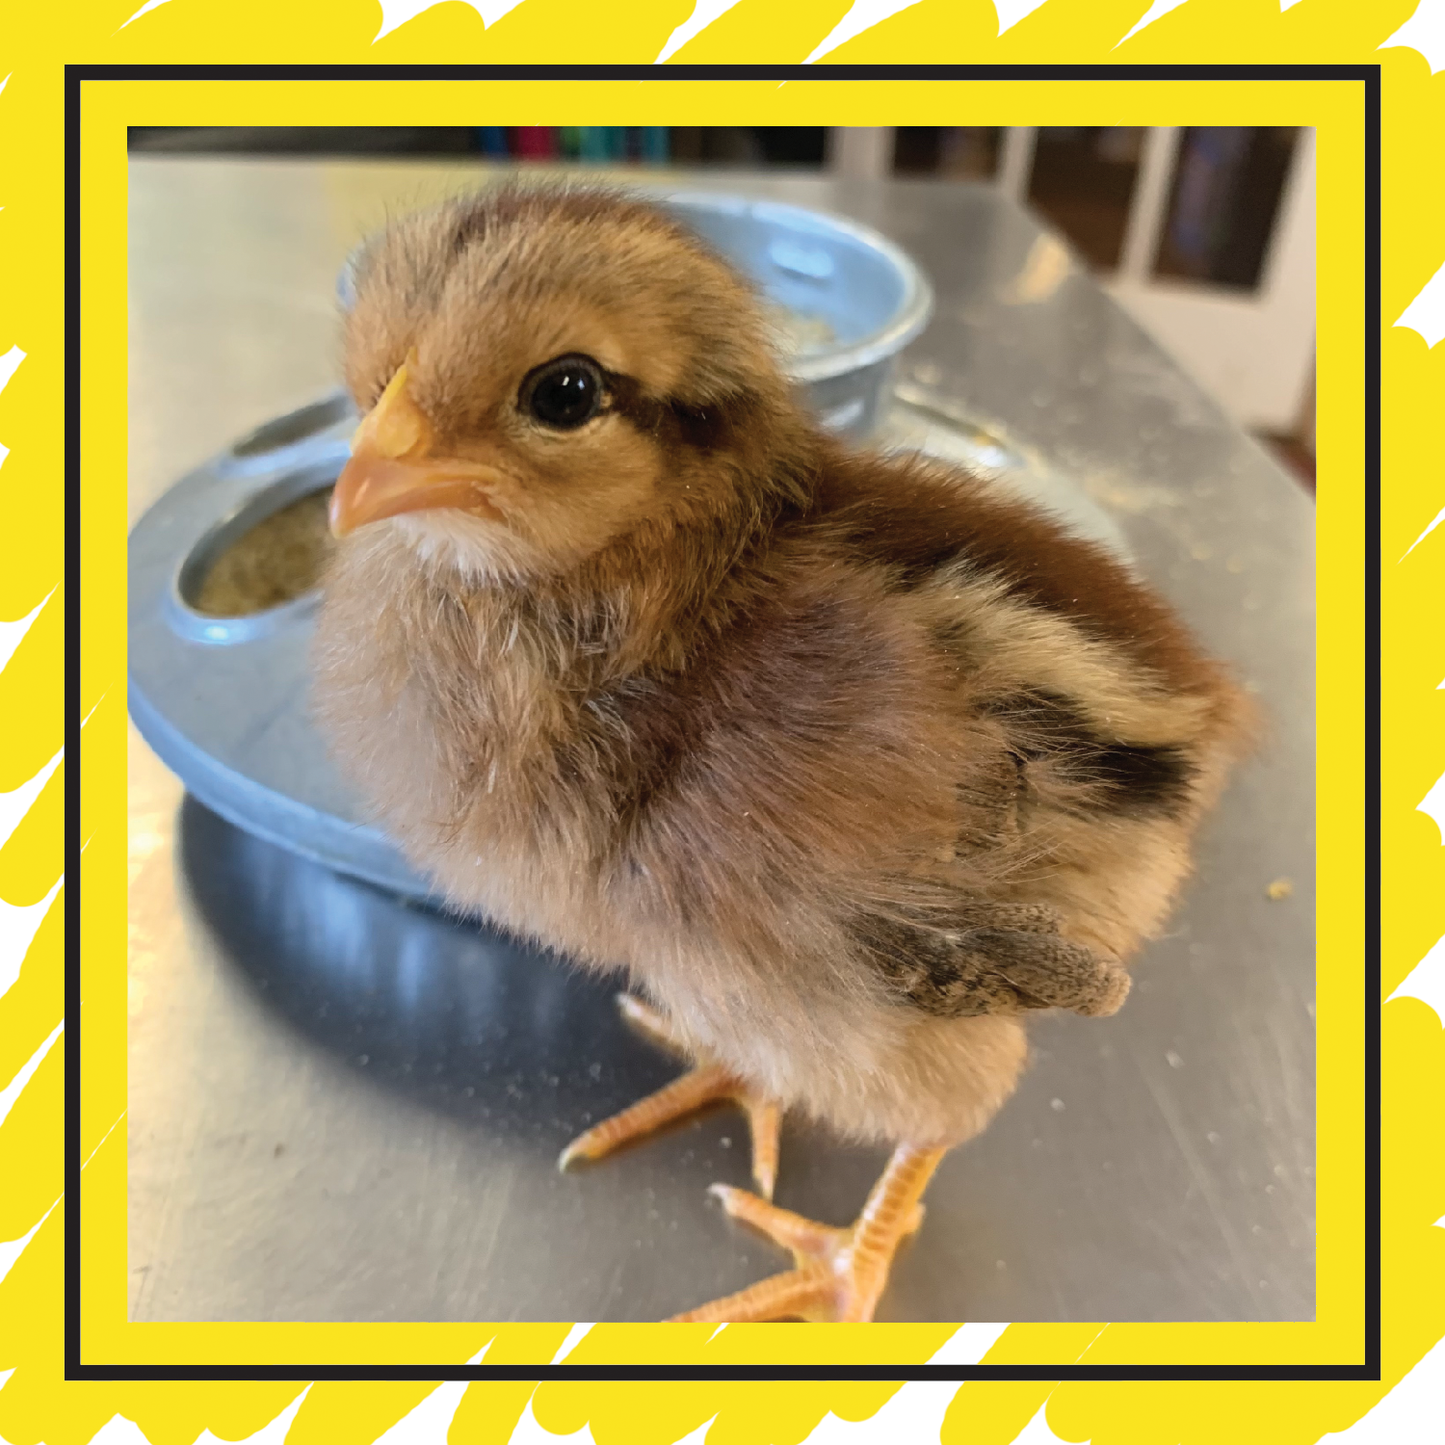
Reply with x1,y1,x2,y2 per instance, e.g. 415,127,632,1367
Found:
73,61,1380,1385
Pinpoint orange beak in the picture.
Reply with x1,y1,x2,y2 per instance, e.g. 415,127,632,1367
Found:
329,355,505,537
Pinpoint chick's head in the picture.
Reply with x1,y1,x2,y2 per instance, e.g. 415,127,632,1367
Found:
333,185,797,580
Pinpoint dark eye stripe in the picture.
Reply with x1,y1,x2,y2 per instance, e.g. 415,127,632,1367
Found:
603,371,731,452
516,355,737,455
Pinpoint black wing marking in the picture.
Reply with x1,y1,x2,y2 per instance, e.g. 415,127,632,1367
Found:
981,688,1196,819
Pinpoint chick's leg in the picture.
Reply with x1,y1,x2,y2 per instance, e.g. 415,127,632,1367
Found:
670,1143,945,1323
559,994,782,1199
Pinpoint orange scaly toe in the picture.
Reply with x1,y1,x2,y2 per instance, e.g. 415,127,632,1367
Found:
669,1143,944,1323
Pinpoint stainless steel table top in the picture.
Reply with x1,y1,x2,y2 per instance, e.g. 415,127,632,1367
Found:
127,158,1315,1326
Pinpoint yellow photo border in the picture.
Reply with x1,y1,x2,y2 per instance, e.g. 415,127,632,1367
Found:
0,0,1435,1438
89,74,1354,1379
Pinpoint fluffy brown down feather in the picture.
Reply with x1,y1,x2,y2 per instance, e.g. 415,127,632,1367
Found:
314,183,1252,1151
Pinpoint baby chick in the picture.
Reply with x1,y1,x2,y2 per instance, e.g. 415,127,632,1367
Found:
313,184,1250,1322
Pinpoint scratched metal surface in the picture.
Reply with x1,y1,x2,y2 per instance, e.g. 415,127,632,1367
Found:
127,159,1314,1326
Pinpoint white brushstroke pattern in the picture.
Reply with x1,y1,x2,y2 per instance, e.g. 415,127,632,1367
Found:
2,1116,120,1294
0,1021,62,1129
1387,932,1445,1028
1395,260,1445,349
371,1379,472,1443
0,874,63,1002
192,1386,312,1445
996,0,1050,33
0,1197,59,1288
0,346,24,396
800,1382,961,1442
1380,0,1445,73
1418,771,1445,847
805,0,922,62
508,1389,597,1444
1114,0,1189,46
1007,1399,1087,1442
927,1320,1010,1363
549,1322,594,1362
0,74,9,96
1318,1333,1445,1439
373,0,524,40
1400,505,1445,561
84,1111,125,1170
117,0,173,29
0,589,54,676
1280,0,1304,8
85,1418,152,1445
657,0,744,61
369,1347,489,1443
0,442,10,471
668,1417,718,1445
0,746,63,851
785,1330,1094,1444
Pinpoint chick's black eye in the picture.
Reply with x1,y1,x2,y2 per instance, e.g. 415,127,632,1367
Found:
521,354,605,430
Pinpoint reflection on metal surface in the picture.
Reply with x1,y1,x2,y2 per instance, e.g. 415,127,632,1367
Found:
1003,234,1074,306
176,797,627,1148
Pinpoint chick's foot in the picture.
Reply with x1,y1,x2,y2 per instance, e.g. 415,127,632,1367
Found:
559,994,782,1199
669,1143,945,1323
